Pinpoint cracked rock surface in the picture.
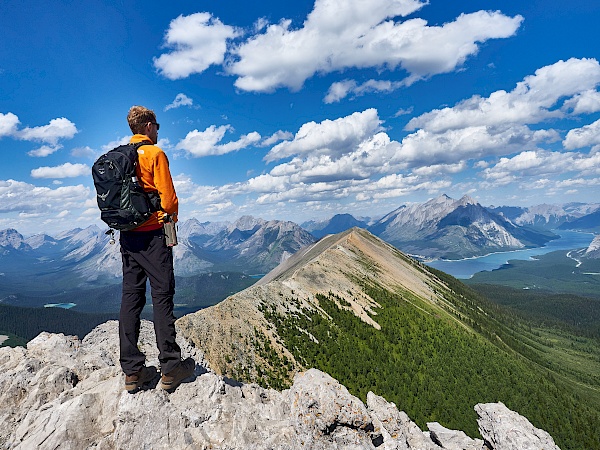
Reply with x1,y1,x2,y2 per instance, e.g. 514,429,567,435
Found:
0,321,560,449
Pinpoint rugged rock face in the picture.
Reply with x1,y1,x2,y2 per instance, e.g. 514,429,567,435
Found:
203,216,317,272
0,321,560,450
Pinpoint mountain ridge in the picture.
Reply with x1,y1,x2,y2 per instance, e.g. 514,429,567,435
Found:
177,228,447,381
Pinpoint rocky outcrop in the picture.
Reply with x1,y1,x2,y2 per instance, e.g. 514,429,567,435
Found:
475,403,561,450
0,228,31,251
0,321,560,449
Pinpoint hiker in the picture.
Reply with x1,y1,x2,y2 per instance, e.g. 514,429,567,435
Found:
119,105,194,392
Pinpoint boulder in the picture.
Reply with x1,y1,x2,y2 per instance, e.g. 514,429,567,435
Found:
476,402,560,450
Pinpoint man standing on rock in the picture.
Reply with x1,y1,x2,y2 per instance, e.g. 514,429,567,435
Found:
119,105,194,392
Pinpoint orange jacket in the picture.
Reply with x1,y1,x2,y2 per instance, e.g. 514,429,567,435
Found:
129,134,178,231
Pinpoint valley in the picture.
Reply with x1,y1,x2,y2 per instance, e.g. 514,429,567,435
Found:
467,249,600,296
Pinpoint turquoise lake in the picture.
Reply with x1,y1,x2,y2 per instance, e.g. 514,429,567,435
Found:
426,230,595,279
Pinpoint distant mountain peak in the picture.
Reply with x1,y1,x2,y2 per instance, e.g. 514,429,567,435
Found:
24,233,57,249
303,213,369,238
0,228,29,250
457,194,477,206
368,194,554,259
231,215,266,231
427,194,453,205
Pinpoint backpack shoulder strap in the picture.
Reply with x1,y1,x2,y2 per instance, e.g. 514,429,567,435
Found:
131,140,152,149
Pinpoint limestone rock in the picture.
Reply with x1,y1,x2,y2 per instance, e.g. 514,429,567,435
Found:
427,422,484,450
0,322,561,450
475,402,561,450
367,392,440,450
287,368,380,449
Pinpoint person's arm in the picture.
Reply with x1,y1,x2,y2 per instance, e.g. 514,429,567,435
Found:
153,151,178,217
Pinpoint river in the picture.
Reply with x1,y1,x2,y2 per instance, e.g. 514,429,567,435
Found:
426,230,595,279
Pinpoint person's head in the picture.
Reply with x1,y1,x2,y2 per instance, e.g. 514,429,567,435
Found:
127,105,159,144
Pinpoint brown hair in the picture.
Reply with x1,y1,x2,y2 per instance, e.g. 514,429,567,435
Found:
127,106,157,134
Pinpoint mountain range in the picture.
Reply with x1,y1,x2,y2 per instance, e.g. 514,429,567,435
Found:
2,194,599,313
0,216,314,288
366,195,557,259
494,201,600,229
5,194,596,276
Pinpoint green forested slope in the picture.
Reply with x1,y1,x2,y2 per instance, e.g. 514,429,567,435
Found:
262,274,600,450
0,304,116,345
468,283,600,337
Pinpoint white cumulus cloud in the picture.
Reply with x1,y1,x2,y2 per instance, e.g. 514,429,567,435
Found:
229,5,523,92
265,108,382,162
324,80,358,104
481,150,600,187
407,58,600,133
28,145,63,157
0,112,19,137
260,130,294,147
0,179,89,214
176,124,261,157
563,118,600,150
18,117,78,145
0,113,78,156
31,163,90,179
154,13,239,80
165,93,195,111
324,79,404,103
562,89,600,115
154,1,522,95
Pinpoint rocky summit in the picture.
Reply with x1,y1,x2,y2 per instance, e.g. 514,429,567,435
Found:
0,320,560,450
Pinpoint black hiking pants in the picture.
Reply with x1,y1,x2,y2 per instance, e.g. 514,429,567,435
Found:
119,227,181,375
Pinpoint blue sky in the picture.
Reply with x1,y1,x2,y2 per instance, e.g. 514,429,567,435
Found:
1,0,600,235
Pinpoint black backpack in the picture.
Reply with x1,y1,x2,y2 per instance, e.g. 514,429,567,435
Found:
92,142,161,231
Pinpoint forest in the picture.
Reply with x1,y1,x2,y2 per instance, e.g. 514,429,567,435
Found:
469,283,600,338
0,304,116,346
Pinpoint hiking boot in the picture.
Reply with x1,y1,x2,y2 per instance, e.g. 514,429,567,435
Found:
124,365,158,392
160,357,195,391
